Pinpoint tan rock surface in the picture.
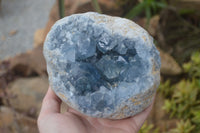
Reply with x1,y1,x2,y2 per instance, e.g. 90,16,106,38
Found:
4,77,48,117
0,106,38,133
0,46,46,77
33,29,45,48
158,48,182,75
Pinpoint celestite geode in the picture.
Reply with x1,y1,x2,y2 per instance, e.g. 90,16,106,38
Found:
43,12,161,119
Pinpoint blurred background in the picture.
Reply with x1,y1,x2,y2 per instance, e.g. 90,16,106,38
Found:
0,0,200,133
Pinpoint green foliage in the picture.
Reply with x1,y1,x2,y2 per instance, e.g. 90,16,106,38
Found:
139,122,159,133
168,120,195,133
163,79,200,120
91,0,102,13
178,9,195,16
158,80,174,98
192,110,200,125
183,51,200,78
160,51,200,133
125,0,167,26
58,0,65,18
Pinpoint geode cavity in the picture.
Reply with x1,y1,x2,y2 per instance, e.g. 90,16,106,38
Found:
43,12,161,119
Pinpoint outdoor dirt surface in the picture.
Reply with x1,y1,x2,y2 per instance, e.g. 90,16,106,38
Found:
0,0,54,60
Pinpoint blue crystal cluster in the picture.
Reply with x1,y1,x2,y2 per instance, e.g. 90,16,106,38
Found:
44,12,161,119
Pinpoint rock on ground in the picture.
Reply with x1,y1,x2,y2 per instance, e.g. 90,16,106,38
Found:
0,106,38,133
3,77,48,117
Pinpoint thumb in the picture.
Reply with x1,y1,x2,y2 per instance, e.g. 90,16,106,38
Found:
39,87,61,116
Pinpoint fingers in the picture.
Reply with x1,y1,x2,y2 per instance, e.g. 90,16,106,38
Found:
95,95,155,132
39,87,61,116
130,95,155,130
68,108,86,117
130,101,153,128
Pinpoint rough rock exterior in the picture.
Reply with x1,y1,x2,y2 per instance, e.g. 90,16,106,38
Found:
43,12,161,119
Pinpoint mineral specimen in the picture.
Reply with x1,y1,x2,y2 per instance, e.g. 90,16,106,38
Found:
43,12,161,119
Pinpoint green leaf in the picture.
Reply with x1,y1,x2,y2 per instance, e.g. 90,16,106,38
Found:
192,111,200,124
191,52,200,64
145,5,151,28
58,0,65,18
91,0,102,13
125,2,146,19
169,120,195,133
183,63,192,72
139,121,159,133
155,2,166,8
151,1,157,14
178,9,195,15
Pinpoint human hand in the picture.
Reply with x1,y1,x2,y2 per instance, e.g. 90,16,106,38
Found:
37,87,154,133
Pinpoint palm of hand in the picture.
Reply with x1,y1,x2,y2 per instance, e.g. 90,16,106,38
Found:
38,88,153,133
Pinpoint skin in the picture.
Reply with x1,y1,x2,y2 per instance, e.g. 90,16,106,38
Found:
37,87,154,133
